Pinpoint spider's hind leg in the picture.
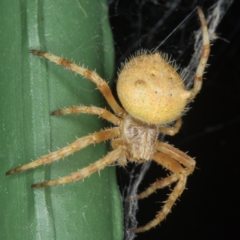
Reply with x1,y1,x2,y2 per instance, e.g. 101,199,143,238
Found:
189,7,210,100
30,50,125,116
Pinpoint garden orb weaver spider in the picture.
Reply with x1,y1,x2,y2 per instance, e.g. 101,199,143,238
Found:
6,7,210,233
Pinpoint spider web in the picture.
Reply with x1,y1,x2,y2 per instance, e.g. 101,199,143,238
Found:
110,1,233,239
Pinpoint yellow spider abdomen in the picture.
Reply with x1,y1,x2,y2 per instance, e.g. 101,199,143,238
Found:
117,52,191,124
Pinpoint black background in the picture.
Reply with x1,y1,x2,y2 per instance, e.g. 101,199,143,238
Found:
109,0,240,239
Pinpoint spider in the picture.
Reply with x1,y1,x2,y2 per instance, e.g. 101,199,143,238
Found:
6,7,210,233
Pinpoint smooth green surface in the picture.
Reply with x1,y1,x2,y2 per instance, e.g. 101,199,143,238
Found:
0,1,123,239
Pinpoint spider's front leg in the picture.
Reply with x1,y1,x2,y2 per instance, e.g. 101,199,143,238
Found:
133,142,195,233
6,128,119,176
138,141,195,199
32,147,125,188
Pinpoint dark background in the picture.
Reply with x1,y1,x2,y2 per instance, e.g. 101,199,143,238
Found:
109,0,240,239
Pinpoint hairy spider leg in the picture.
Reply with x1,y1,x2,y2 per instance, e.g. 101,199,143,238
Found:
51,106,121,125
32,147,125,188
138,141,195,200
159,118,182,136
6,128,119,175
190,7,210,100
138,174,178,199
133,150,190,233
30,50,125,116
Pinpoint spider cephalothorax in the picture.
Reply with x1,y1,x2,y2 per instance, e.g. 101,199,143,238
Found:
6,7,210,233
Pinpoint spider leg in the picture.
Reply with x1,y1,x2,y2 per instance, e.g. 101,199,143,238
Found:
51,106,121,125
138,174,178,199
155,141,195,173
133,152,187,233
30,50,125,116
133,142,195,233
32,147,125,188
6,128,119,175
159,118,182,136
138,141,195,200
190,7,210,100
